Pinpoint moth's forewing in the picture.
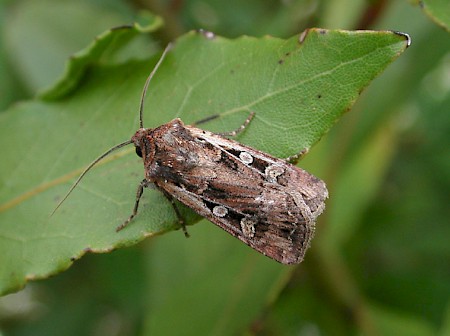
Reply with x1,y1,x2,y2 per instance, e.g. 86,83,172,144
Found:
138,119,328,264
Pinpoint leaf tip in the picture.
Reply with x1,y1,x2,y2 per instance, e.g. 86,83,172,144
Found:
391,31,412,47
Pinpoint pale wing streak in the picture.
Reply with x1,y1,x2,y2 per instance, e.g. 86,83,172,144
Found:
193,130,276,180
170,184,245,236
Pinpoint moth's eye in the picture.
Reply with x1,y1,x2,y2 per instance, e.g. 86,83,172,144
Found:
135,146,142,158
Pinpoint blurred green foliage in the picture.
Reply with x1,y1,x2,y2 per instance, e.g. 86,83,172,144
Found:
0,0,449,335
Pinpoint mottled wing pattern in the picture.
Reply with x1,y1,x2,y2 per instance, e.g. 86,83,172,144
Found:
144,119,328,264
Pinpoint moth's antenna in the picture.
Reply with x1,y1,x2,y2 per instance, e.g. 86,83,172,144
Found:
139,43,173,128
51,139,133,216
52,44,172,216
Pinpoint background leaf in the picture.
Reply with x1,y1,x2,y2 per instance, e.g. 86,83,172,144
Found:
419,0,450,31
0,27,408,297
3,0,143,94
1,0,448,335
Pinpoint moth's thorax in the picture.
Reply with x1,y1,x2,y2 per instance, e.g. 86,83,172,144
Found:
131,119,192,180
132,119,185,142
131,128,149,145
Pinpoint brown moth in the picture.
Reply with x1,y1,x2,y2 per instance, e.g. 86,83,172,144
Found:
55,43,328,265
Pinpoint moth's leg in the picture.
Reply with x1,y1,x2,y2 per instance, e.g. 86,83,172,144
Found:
159,189,190,238
191,114,221,127
192,111,256,137
217,111,255,137
116,179,147,232
285,149,308,165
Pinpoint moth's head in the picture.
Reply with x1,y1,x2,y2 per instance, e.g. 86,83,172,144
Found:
131,128,151,159
135,146,143,158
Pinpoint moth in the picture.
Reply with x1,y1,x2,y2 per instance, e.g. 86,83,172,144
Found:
55,44,328,265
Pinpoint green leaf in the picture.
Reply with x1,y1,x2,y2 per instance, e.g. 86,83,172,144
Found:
368,303,436,336
0,29,409,295
3,1,156,94
323,122,398,248
419,0,450,31
143,220,291,335
39,11,163,100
